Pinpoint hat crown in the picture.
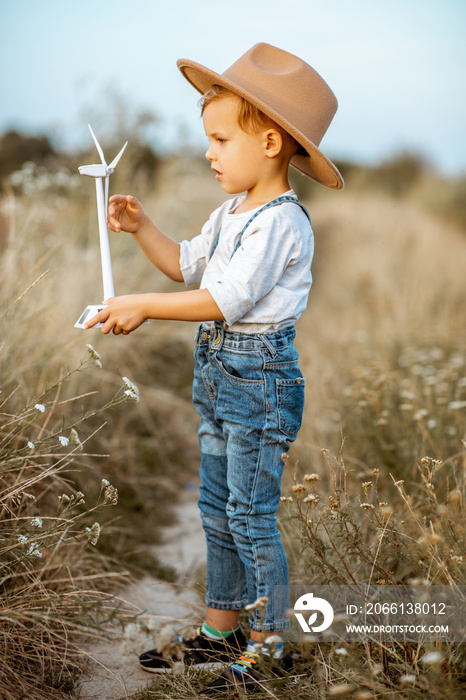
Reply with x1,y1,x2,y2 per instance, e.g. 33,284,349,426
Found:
248,42,303,75
222,43,337,148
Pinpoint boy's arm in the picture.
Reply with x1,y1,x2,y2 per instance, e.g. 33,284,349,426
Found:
108,195,183,282
85,288,224,335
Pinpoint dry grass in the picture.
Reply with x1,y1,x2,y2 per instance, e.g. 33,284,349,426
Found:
1,155,465,698
0,346,139,699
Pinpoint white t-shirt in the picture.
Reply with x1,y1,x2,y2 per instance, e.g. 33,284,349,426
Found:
179,190,314,333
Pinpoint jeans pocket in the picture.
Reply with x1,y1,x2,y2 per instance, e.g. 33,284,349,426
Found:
213,351,264,386
276,377,305,439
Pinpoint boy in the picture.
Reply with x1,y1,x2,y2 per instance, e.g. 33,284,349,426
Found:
86,43,343,694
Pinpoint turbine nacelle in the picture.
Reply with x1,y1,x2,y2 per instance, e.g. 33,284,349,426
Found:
78,164,113,178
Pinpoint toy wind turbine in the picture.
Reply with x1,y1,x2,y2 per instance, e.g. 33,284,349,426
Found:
74,125,127,329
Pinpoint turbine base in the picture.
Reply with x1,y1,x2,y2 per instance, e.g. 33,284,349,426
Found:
74,304,106,329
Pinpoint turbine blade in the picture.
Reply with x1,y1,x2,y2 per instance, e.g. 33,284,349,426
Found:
88,124,107,167
108,141,128,170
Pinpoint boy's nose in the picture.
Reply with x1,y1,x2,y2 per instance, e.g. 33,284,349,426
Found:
205,145,214,161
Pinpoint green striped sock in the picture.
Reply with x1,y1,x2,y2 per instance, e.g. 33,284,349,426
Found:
201,622,239,639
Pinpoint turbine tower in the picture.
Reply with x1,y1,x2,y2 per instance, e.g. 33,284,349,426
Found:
75,125,127,329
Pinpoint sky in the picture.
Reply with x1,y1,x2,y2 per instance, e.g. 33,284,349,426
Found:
1,0,465,174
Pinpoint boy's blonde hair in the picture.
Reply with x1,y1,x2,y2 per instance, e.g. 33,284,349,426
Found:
200,85,305,155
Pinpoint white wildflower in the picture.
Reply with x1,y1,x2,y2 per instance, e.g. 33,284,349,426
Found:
70,428,83,450
85,522,101,546
86,344,102,368
122,376,140,402
400,390,416,400
335,647,348,656
427,419,437,430
103,482,118,505
245,596,269,611
424,375,438,386
292,483,307,492
408,577,431,586
448,354,464,370
420,456,442,466
400,403,413,411
303,493,319,503
448,400,466,411
303,473,320,481
27,543,42,558
27,441,35,449
360,503,375,510
429,347,444,361
58,435,69,447
421,651,443,666
34,403,45,413
399,674,416,686
58,494,70,504
30,517,42,529
101,478,110,487
414,409,429,421
18,535,28,545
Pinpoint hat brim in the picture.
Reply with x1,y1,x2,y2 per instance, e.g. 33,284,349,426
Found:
177,58,344,190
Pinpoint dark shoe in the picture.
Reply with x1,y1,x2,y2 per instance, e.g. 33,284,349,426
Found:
199,649,293,695
139,627,247,673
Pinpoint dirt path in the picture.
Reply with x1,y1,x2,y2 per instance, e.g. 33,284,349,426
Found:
78,485,206,700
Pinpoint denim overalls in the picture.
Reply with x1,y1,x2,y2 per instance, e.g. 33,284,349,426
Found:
193,196,310,632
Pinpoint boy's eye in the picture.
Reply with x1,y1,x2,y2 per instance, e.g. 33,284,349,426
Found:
216,138,226,144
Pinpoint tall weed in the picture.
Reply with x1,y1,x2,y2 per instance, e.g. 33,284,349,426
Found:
0,345,139,699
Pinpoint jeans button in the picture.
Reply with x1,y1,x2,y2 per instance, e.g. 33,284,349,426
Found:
201,331,209,341
214,333,221,345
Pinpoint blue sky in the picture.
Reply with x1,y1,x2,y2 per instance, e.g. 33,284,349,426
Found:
1,0,465,173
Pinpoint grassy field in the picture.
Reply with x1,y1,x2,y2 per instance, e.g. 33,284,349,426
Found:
0,153,465,698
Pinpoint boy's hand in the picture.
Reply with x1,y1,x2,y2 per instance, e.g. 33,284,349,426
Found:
108,194,146,234
84,295,148,335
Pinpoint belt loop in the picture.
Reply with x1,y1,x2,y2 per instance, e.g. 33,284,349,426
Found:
259,333,277,358
211,320,223,351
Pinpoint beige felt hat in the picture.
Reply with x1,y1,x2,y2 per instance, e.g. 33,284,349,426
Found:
177,43,343,189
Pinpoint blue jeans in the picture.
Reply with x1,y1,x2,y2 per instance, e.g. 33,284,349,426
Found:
193,322,305,632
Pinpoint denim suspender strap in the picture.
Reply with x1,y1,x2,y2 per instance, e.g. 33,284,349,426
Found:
230,195,311,259
208,195,311,263
208,226,222,262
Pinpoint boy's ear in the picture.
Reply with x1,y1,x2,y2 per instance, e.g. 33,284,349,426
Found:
264,128,283,158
